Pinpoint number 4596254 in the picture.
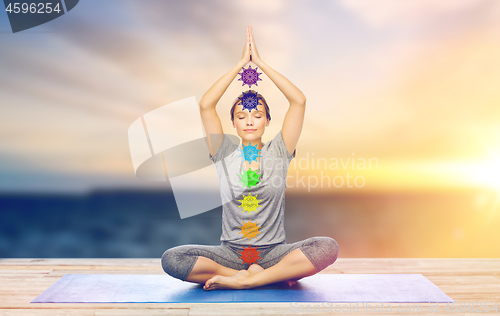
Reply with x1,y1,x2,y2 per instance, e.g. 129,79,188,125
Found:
5,2,62,14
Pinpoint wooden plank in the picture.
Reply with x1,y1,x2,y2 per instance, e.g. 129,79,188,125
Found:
0,309,95,315
95,309,190,316
0,308,189,316
0,296,192,308
0,266,161,271
187,302,497,315
185,303,464,316
324,258,500,276
46,271,165,277
0,258,498,316
0,270,52,275
2,258,500,274
0,259,159,266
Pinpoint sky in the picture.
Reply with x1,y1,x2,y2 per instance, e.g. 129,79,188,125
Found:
1,0,500,194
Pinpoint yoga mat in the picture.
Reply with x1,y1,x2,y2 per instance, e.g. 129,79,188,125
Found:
31,274,454,303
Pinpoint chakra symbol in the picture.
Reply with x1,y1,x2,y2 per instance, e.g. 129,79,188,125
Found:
238,193,262,214
238,90,262,113
238,220,262,241
238,168,262,189
238,245,262,265
239,142,261,163
238,65,263,88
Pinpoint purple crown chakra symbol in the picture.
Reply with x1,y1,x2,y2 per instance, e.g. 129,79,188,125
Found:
238,65,263,88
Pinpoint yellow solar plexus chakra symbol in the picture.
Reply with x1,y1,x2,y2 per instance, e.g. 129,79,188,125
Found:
238,193,262,214
238,220,262,241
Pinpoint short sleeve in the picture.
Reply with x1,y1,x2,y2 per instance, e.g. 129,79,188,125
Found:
269,130,296,161
209,134,238,163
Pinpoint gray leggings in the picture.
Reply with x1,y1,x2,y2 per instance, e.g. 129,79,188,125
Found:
161,236,339,281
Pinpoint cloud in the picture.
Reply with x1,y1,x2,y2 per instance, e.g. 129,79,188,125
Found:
339,0,484,27
2,0,499,192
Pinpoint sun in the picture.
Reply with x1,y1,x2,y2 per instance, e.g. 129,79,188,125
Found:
476,152,500,220
462,129,500,220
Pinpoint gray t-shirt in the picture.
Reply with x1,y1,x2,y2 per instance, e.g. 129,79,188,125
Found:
209,130,296,246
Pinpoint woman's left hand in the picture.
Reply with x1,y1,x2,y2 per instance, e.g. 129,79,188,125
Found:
249,26,263,66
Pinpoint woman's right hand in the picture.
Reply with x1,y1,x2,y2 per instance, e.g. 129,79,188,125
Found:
240,25,251,65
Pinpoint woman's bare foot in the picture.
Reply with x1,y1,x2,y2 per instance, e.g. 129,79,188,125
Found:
203,263,301,290
203,273,297,289
204,269,252,290
247,264,264,274
248,264,297,287
285,278,298,287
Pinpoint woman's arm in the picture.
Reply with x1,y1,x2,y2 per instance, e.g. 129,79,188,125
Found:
200,28,252,157
249,26,306,157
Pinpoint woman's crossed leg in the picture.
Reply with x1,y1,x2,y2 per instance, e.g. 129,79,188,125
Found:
161,237,339,290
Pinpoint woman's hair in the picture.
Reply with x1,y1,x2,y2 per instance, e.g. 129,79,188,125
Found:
230,90,271,122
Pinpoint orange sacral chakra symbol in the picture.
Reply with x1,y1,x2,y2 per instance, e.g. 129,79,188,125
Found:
238,220,262,241
238,245,262,265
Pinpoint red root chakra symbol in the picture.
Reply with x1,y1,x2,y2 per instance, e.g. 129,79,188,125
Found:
238,245,262,265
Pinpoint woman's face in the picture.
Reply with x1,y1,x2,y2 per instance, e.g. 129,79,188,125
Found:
232,101,270,142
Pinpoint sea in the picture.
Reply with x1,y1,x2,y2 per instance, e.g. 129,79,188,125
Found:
0,188,498,258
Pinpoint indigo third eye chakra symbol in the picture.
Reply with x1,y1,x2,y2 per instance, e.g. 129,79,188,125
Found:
238,90,262,113
4,0,79,33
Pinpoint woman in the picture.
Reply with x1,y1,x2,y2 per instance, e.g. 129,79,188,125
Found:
161,25,339,290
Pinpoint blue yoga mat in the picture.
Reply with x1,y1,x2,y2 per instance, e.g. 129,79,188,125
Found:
31,274,454,303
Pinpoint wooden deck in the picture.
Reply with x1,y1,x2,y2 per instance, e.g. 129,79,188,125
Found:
0,258,499,315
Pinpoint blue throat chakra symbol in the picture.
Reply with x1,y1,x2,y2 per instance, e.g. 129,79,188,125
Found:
239,143,262,163
238,90,262,113
238,65,263,88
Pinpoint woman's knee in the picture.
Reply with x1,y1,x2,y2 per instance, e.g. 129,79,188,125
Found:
161,247,178,276
318,236,339,264
161,246,194,281
304,236,339,271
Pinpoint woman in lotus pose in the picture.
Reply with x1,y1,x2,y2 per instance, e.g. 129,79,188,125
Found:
161,25,339,290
